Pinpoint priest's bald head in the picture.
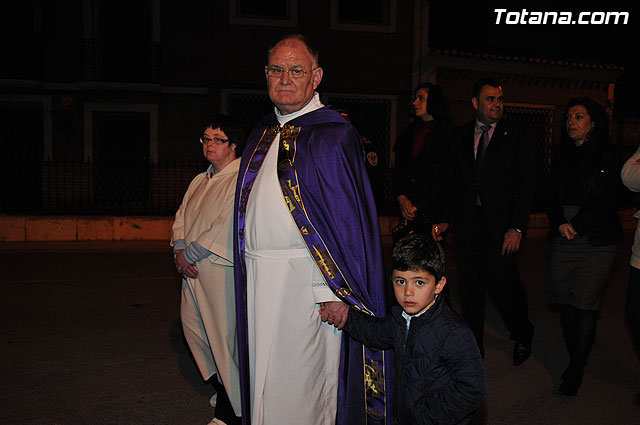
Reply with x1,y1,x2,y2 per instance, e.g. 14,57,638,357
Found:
265,34,324,115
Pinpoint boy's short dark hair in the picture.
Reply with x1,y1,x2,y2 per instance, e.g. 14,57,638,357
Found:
392,234,445,281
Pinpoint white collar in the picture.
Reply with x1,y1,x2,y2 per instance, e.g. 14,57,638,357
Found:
275,92,324,125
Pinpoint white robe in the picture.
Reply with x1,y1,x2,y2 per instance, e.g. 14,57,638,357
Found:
171,158,242,416
244,94,342,425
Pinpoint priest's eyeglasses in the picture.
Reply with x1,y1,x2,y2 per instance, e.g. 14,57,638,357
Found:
265,66,314,79
200,136,229,145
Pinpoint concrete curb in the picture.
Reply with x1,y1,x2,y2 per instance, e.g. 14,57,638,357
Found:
0,216,173,242
0,212,637,242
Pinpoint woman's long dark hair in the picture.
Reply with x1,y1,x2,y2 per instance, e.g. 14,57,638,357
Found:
413,82,446,121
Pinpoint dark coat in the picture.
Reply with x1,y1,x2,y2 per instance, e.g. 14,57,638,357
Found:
343,296,487,425
443,119,537,244
392,118,455,225
544,138,624,246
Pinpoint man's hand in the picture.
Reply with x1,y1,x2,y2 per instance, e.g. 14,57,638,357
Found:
318,301,349,329
397,195,418,220
174,250,198,279
558,223,577,240
431,222,449,241
501,229,522,255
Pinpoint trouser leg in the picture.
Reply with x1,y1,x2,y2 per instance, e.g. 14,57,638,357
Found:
483,248,534,343
472,211,534,344
454,231,486,355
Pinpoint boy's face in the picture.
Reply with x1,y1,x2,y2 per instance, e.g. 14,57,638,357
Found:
393,269,446,315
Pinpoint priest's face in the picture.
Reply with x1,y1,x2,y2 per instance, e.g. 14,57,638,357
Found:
266,38,323,115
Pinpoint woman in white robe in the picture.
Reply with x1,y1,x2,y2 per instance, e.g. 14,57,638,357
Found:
172,114,245,425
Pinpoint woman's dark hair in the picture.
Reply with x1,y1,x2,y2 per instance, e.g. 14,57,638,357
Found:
202,114,246,157
553,97,611,177
561,97,609,148
392,233,445,281
413,82,446,120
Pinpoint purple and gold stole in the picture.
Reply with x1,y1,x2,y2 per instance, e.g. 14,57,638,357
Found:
280,125,387,424
276,124,389,424
236,123,389,424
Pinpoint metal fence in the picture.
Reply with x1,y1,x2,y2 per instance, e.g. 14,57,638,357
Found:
2,89,394,217
1,159,207,216
1,101,560,217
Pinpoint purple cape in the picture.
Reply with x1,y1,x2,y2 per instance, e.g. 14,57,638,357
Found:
233,106,393,424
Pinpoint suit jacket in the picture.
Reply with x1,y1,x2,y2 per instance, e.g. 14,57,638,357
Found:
392,118,455,225
444,119,537,244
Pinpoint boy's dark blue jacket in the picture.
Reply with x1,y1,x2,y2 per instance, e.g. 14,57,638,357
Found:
343,295,488,425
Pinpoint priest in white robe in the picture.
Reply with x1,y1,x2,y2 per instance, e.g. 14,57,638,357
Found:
233,35,391,425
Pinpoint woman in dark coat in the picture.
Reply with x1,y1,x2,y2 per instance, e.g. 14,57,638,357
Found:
392,83,455,238
545,97,624,396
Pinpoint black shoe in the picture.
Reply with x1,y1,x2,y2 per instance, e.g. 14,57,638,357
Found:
557,368,583,396
513,342,531,366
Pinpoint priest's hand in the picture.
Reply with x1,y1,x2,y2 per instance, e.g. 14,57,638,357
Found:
174,250,198,279
319,301,349,329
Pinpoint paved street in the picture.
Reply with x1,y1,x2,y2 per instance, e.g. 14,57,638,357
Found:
1,232,639,425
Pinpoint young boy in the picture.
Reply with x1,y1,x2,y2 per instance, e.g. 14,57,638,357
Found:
341,233,487,424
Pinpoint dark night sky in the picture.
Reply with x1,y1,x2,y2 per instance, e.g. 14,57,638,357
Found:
428,2,640,115
428,2,640,71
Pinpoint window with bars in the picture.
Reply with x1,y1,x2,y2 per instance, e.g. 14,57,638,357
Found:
330,0,396,33
504,104,555,212
229,0,298,27
92,111,150,204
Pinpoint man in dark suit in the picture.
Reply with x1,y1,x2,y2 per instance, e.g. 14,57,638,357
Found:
433,78,536,365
